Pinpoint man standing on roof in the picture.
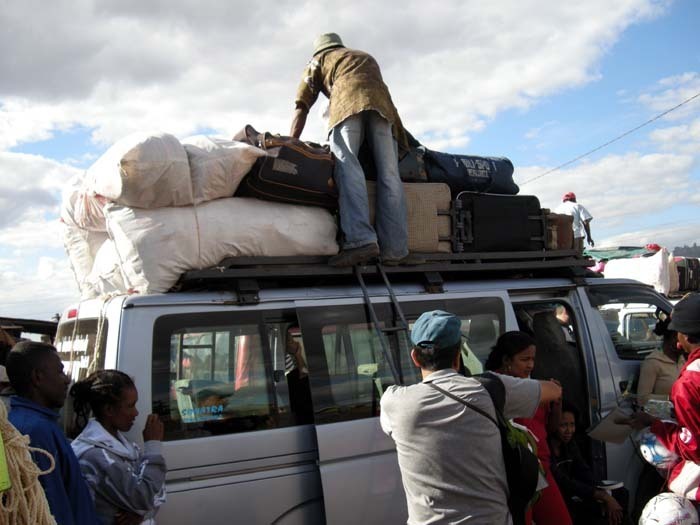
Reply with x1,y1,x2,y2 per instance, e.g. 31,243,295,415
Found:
380,310,563,524
622,293,700,503
555,192,594,251
291,33,410,267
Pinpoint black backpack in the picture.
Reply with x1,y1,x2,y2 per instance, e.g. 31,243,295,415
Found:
427,372,540,525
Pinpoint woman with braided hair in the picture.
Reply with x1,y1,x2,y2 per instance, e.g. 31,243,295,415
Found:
70,370,166,525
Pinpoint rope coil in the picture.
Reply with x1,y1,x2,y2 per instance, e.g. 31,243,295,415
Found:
0,401,57,525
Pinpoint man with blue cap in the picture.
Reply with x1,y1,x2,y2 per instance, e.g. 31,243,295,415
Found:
291,33,410,267
380,310,562,524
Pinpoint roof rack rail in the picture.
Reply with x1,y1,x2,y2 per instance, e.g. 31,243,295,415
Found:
179,249,592,284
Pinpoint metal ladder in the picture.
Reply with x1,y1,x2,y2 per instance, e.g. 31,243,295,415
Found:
354,264,409,386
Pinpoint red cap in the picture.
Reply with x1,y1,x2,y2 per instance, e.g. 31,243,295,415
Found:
563,192,576,202
645,243,661,252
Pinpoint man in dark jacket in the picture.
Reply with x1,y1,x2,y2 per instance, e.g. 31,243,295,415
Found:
6,341,98,525
291,33,410,267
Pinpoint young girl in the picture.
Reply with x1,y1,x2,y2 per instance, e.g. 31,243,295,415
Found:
486,331,572,525
70,370,166,525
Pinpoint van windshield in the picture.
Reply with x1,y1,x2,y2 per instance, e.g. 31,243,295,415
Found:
55,318,108,382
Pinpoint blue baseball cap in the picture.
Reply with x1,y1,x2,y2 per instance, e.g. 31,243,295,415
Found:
411,310,462,349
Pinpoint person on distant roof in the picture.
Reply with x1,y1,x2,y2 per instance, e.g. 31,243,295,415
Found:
291,33,413,267
555,192,594,251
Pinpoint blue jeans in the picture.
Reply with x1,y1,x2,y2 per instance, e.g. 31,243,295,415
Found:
329,111,408,259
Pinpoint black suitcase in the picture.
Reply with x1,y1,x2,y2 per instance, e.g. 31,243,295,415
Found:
677,264,689,291
452,192,546,252
424,151,520,195
236,125,338,209
688,258,700,291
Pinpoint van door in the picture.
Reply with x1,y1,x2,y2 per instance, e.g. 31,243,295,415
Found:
295,292,513,524
577,281,673,500
128,307,324,525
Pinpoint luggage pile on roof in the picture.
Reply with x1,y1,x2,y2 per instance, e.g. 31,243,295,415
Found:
61,131,340,299
62,128,582,299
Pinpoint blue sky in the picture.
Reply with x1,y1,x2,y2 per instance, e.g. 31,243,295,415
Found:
0,0,698,320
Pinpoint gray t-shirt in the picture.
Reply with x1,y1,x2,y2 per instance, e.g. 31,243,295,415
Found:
380,369,541,525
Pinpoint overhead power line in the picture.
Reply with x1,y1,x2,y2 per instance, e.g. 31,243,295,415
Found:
520,90,700,186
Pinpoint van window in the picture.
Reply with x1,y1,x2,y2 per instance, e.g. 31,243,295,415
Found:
55,319,108,381
586,287,669,361
297,297,505,424
152,312,305,441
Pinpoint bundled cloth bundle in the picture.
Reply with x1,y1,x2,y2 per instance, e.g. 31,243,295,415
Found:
63,132,340,299
603,249,673,295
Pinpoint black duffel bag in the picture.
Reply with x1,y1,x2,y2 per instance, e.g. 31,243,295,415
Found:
236,125,338,209
423,150,519,195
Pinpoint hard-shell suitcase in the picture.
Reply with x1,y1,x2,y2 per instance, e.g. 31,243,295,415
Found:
424,151,520,195
452,192,546,252
687,258,700,291
367,182,451,253
546,213,574,250
236,125,338,209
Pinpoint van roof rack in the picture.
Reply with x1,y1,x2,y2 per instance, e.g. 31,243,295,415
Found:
179,249,593,285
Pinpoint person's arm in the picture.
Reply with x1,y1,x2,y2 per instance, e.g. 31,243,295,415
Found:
583,219,594,247
636,359,657,406
547,395,562,435
539,379,563,404
290,105,309,139
579,205,594,246
594,490,623,525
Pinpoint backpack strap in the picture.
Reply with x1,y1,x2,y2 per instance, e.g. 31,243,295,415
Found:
425,381,498,428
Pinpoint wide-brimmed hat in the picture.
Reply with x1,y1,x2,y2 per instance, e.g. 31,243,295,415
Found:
313,33,344,56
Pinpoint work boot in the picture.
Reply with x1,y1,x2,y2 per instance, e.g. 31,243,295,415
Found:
382,253,426,266
328,243,380,267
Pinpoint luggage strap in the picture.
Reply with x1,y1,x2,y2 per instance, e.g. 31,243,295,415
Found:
424,381,498,428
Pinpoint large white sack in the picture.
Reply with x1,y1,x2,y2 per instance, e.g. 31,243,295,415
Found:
63,223,109,291
669,254,680,294
182,135,266,204
61,175,107,232
105,197,339,294
87,132,192,209
604,249,671,295
80,239,128,300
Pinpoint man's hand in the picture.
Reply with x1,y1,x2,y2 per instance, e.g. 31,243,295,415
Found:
615,410,657,430
603,494,623,525
539,380,563,404
143,414,164,442
115,511,143,525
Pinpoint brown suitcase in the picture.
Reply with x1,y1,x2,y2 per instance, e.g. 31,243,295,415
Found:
546,212,574,250
367,182,452,253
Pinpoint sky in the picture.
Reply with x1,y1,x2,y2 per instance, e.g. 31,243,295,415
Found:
1,0,699,320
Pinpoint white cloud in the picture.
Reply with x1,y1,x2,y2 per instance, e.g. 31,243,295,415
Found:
649,117,700,155
599,222,700,251
0,0,665,150
517,150,695,221
0,255,79,320
0,152,80,228
637,72,700,121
